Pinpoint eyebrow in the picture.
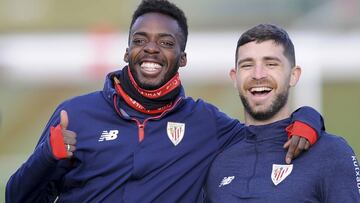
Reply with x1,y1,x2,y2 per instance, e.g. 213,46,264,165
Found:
237,58,254,65
132,31,175,39
263,56,281,62
238,56,281,64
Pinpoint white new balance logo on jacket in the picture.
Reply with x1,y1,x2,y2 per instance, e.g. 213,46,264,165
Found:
99,130,118,142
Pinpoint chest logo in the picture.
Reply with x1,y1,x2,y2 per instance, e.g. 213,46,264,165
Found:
98,130,118,142
219,176,235,187
167,122,185,146
271,164,293,185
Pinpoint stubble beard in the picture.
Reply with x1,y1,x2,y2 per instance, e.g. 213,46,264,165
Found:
240,89,289,121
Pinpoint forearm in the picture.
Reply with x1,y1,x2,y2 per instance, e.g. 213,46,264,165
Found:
6,140,58,203
290,106,324,139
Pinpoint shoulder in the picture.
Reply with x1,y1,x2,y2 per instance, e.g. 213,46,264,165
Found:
184,97,224,113
55,91,109,120
317,133,355,155
313,133,357,168
178,97,238,125
60,91,104,108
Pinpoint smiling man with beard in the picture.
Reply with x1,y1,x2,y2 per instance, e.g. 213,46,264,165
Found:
7,1,325,203
204,24,360,203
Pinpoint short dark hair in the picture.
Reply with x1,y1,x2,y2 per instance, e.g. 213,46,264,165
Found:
235,24,296,67
129,0,188,51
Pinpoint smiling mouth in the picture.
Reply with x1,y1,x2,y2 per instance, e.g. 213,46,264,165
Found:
140,62,163,72
249,86,273,96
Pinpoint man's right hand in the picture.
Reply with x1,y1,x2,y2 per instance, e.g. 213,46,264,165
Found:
50,110,77,159
60,110,77,158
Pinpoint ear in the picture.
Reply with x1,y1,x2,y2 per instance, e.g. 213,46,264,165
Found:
289,65,301,87
229,68,237,88
179,52,187,67
124,48,129,63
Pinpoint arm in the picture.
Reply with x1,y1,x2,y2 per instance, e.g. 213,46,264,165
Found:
6,107,75,203
321,136,360,202
204,101,246,150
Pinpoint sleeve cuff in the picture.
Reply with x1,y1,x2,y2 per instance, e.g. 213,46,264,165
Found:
50,124,68,159
286,121,318,145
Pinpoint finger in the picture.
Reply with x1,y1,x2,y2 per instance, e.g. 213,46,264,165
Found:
285,136,300,164
65,144,76,152
293,137,309,159
293,145,302,159
67,151,74,157
63,135,77,145
297,138,307,151
283,139,291,149
60,110,69,130
63,129,77,139
304,140,311,150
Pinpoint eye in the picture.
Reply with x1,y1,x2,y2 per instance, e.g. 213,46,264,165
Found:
132,38,146,46
239,63,253,69
266,63,279,68
159,40,175,48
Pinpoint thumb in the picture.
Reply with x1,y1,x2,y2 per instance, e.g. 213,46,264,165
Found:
60,110,69,130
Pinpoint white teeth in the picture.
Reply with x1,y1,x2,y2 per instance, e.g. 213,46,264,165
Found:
141,62,162,70
250,87,272,93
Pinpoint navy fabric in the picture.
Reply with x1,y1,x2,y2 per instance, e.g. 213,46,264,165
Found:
205,118,360,203
6,68,324,203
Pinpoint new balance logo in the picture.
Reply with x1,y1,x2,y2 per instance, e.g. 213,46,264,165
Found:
219,176,235,187
98,130,118,142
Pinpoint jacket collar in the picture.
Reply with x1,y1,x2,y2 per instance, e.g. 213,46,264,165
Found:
245,118,291,142
102,67,186,117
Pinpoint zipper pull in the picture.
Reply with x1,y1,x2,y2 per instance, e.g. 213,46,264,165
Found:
138,124,145,142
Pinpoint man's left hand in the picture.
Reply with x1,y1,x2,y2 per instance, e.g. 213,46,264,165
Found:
283,135,311,164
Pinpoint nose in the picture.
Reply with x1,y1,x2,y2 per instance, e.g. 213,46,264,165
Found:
143,41,160,54
252,64,267,79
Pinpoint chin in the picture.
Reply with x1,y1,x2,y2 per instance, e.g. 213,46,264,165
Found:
140,81,163,90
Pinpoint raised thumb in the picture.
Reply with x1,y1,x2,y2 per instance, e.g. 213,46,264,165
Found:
60,110,69,130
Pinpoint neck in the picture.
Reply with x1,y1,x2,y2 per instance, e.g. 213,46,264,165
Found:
244,104,291,126
114,66,182,114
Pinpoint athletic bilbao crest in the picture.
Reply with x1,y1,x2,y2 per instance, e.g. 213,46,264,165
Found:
271,164,293,185
167,122,185,146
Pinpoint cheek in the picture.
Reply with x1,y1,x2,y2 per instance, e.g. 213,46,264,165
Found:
237,79,247,92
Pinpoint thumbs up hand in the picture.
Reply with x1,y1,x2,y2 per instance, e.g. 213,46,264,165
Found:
60,110,77,158
50,110,77,159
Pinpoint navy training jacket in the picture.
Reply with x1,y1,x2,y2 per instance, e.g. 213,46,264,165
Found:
205,118,360,202
6,69,324,203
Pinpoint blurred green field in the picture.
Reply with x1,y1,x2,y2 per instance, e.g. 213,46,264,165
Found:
1,81,359,201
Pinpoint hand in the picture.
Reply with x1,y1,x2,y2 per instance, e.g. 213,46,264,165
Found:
283,135,310,164
60,110,77,158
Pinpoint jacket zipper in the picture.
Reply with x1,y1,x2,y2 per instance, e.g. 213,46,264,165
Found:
113,95,183,143
132,119,145,142
132,98,182,142
246,139,258,192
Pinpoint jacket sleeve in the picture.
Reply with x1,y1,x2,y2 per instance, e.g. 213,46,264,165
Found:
6,106,69,203
205,102,246,150
290,106,325,140
321,137,360,202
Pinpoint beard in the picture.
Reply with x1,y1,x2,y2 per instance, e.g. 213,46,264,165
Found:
240,89,289,121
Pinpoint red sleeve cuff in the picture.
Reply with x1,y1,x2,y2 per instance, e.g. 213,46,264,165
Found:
286,121,318,145
50,124,68,159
